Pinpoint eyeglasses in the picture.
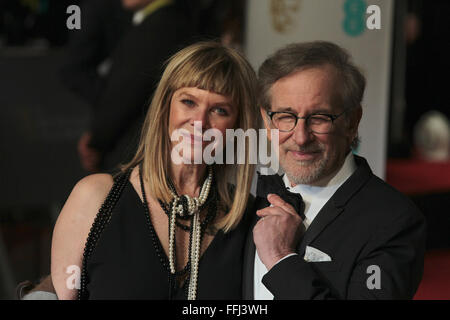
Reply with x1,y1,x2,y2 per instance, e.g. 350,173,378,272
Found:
266,109,349,134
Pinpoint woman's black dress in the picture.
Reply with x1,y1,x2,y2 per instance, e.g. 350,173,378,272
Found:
80,170,252,299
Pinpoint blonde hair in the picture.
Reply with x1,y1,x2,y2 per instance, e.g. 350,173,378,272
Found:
120,41,258,232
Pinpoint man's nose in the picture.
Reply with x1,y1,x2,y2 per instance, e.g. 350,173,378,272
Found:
291,119,314,146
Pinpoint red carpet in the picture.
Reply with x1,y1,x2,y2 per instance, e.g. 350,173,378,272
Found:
414,250,450,300
386,159,450,195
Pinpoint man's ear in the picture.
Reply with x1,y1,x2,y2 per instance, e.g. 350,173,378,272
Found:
260,107,270,129
348,105,362,142
260,107,272,141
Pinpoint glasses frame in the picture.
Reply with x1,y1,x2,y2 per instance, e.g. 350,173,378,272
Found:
266,109,350,133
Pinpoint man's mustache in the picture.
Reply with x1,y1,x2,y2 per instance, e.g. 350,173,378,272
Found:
285,143,324,153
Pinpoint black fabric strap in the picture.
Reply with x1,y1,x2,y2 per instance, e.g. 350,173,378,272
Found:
78,168,132,300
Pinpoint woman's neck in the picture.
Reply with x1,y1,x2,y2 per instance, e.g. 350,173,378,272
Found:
169,163,207,197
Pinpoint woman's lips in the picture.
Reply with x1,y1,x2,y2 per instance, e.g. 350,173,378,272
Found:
181,132,207,144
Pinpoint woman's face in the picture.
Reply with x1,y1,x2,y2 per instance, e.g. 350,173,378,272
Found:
168,87,238,164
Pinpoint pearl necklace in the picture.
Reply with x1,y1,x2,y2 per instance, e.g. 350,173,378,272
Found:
167,166,213,300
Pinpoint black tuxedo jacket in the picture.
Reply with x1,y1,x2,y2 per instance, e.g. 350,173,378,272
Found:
60,0,132,105
243,156,426,299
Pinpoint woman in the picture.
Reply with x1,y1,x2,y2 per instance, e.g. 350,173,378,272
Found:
51,41,258,299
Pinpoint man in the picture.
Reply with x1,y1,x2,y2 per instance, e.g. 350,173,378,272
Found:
243,41,426,299
60,0,132,106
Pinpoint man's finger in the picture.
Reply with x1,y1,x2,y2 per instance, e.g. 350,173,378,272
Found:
267,194,297,216
256,206,289,218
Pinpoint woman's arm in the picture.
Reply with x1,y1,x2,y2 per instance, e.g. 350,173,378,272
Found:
51,174,113,300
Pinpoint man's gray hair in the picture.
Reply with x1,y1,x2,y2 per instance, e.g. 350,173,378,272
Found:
258,41,366,112
258,41,366,149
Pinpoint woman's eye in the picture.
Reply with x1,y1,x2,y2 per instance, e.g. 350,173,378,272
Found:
181,99,195,106
213,107,228,116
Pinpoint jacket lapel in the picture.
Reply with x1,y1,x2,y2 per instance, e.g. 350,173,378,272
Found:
243,155,373,298
297,202,344,256
242,197,266,300
298,155,373,255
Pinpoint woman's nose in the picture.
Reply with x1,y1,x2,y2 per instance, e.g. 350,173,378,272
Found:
190,108,209,129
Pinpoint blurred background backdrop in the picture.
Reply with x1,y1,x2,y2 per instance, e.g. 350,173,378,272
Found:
0,0,449,299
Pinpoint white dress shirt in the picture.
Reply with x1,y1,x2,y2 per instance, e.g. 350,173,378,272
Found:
254,152,357,300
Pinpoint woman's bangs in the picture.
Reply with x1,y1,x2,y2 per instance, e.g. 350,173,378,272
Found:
170,55,241,105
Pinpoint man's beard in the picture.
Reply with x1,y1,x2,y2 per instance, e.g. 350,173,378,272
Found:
280,143,330,185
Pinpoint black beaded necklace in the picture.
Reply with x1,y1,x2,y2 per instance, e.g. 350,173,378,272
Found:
77,164,219,300
78,168,132,300
158,176,217,232
138,163,218,299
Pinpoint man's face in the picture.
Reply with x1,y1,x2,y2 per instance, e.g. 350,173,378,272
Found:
261,65,361,186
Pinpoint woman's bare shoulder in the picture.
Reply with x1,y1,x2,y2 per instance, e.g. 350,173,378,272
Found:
57,172,115,225
64,173,115,219
75,173,115,195
51,173,115,299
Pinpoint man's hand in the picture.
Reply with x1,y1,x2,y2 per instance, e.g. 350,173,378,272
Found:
253,194,304,271
77,131,101,172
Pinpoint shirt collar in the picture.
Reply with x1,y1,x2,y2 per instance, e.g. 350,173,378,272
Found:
283,152,357,197
132,0,173,25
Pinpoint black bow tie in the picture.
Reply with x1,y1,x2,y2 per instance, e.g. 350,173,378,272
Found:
256,172,305,220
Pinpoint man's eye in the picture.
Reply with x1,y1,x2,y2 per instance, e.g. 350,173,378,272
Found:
278,115,295,121
309,115,330,124
182,99,195,106
274,114,295,121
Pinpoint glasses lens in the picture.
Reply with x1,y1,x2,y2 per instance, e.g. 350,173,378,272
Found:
308,115,332,133
272,113,296,131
